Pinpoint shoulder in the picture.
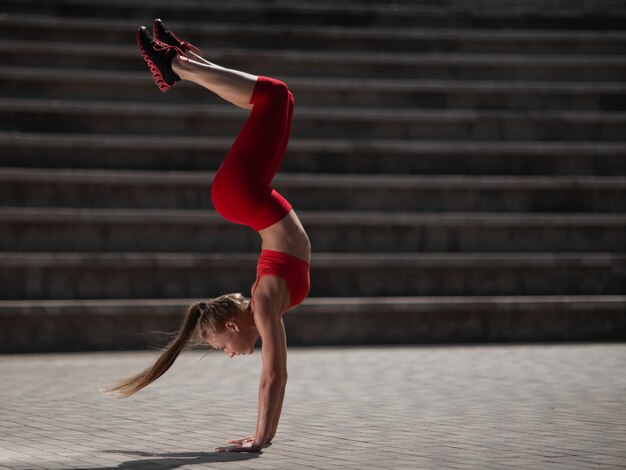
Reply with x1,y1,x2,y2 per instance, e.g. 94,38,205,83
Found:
252,275,290,319
252,284,287,344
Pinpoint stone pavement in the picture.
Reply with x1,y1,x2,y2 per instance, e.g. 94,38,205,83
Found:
0,345,625,470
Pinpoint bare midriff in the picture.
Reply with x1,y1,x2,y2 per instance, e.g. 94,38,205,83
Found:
258,210,311,262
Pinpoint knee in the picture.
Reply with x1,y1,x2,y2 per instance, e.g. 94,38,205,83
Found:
274,81,295,109
271,79,290,101
253,77,294,107
211,175,245,221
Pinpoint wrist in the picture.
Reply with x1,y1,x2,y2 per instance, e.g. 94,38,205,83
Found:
252,436,272,446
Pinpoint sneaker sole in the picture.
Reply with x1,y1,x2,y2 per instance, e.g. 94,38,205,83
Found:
136,29,172,93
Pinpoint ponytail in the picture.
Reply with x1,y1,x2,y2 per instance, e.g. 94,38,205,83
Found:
106,302,204,398
106,294,249,398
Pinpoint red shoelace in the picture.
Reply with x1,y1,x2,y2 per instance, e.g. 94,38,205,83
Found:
153,41,188,59
158,29,203,57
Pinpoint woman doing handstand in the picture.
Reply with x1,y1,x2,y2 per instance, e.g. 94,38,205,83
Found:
108,20,311,453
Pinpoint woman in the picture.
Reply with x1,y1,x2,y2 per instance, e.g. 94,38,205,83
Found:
108,20,311,453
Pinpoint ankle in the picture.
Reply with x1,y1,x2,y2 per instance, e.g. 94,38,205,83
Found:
171,55,192,80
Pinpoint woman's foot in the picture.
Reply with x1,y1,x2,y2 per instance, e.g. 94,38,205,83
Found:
136,26,182,92
153,18,203,57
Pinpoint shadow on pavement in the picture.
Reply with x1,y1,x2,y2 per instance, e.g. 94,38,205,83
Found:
80,449,261,469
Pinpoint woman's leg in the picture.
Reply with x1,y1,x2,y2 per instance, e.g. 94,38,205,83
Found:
172,55,257,110
143,23,296,231
210,76,295,230
187,51,217,68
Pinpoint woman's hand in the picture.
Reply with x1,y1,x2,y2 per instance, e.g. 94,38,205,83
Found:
215,440,267,453
227,434,256,446
215,435,272,452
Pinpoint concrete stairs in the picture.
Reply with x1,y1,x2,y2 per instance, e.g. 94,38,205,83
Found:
0,0,625,351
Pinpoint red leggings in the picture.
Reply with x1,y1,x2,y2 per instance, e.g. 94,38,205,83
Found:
211,76,294,231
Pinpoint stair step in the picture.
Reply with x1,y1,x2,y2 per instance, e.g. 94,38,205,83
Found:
3,2,625,29
1,252,623,299
1,0,625,349
1,295,624,352
1,207,624,253
3,98,625,141
4,40,625,82
9,0,625,12
2,15,626,54
3,66,624,111
2,131,625,176
2,168,625,213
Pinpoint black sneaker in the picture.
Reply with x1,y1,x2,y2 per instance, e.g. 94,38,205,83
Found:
136,25,182,92
153,19,203,57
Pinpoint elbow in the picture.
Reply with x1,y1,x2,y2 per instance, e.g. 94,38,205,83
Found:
262,370,288,385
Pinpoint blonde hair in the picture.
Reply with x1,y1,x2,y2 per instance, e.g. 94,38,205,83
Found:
107,293,249,398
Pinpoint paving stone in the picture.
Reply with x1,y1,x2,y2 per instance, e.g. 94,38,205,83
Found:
1,345,625,469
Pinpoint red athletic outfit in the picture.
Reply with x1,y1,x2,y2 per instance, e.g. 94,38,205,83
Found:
252,249,310,308
212,76,294,231
211,76,310,307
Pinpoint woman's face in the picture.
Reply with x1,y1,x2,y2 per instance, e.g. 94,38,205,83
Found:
206,315,258,358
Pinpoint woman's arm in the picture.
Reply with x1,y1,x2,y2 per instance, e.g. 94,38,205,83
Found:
252,293,288,448
267,372,287,442
216,284,288,452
